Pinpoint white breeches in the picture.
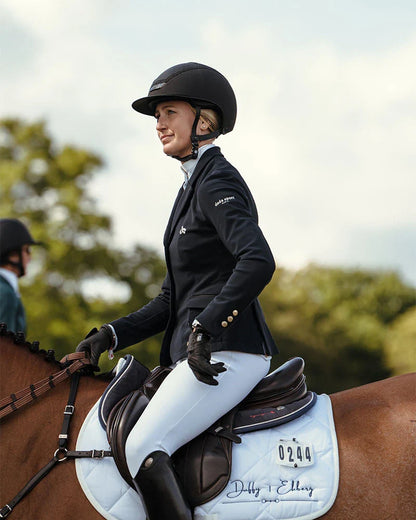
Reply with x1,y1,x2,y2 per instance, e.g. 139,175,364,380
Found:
125,351,271,477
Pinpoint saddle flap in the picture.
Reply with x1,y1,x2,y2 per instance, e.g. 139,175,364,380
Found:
98,355,150,429
106,366,172,487
108,390,151,487
173,407,238,507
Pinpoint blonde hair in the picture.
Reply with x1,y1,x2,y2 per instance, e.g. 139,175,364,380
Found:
191,106,221,133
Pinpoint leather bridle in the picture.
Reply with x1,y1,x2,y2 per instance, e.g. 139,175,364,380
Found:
0,351,89,419
0,351,112,518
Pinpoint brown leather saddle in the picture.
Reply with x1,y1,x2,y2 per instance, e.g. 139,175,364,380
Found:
103,357,316,507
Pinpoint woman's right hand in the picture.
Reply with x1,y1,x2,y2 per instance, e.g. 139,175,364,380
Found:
76,325,114,370
187,325,227,385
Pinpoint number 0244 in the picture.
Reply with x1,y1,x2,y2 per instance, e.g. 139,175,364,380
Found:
276,439,314,467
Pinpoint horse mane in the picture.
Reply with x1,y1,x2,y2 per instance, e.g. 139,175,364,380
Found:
0,323,62,368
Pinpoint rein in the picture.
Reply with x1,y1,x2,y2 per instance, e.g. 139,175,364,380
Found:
0,351,112,518
0,352,90,419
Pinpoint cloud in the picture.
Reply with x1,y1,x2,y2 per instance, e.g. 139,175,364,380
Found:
193,22,416,273
1,2,415,286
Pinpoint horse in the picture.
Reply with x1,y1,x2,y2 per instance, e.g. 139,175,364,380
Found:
1,331,415,520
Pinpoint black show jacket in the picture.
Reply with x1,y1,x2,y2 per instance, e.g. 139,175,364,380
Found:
111,147,278,366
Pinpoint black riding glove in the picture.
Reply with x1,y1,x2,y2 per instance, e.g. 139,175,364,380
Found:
187,325,227,385
76,325,114,370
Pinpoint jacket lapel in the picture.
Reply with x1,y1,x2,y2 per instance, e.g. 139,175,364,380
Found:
163,186,184,246
163,147,220,246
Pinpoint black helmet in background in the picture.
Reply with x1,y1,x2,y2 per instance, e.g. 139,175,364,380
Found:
0,218,39,276
132,62,237,134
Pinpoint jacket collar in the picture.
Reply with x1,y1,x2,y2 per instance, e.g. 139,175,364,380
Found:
164,146,221,246
187,146,221,189
181,143,216,188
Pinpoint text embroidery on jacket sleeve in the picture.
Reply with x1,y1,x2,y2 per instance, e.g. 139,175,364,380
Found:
214,196,236,207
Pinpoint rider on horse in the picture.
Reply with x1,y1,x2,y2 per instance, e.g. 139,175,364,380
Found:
76,62,278,520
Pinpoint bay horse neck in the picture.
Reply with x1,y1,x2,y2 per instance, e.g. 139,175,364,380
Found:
0,333,63,398
0,332,107,520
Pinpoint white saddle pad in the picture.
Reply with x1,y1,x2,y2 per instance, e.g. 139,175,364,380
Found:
76,394,338,520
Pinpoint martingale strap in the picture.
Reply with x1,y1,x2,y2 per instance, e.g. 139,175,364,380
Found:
0,373,112,519
0,352,91,420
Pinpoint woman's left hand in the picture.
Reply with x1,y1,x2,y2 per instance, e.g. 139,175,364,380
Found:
187,325,227,385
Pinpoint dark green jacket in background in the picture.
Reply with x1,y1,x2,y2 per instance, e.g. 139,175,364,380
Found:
0,274,26,333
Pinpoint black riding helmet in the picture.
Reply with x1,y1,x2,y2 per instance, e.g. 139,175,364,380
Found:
132,62,237,160
0,218,39,277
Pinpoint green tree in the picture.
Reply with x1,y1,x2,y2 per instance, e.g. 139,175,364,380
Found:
384,307,416,375
0,118,165,369
260,264,416,392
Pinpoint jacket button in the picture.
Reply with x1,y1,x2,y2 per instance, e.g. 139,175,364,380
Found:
227,316,233,322
221,321,228,328
232,310,238,316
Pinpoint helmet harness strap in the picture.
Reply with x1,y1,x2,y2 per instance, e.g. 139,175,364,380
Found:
171,106,220,162
3,251,25,278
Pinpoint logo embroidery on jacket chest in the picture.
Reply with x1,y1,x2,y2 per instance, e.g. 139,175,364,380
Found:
179,226,187,235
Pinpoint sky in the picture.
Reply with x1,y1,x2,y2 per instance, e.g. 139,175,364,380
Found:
1,0,415,288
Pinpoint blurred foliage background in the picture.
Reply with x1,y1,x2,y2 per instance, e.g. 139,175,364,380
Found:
1,118,415,393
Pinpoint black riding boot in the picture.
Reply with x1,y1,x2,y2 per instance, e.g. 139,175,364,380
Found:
133,450,192,520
